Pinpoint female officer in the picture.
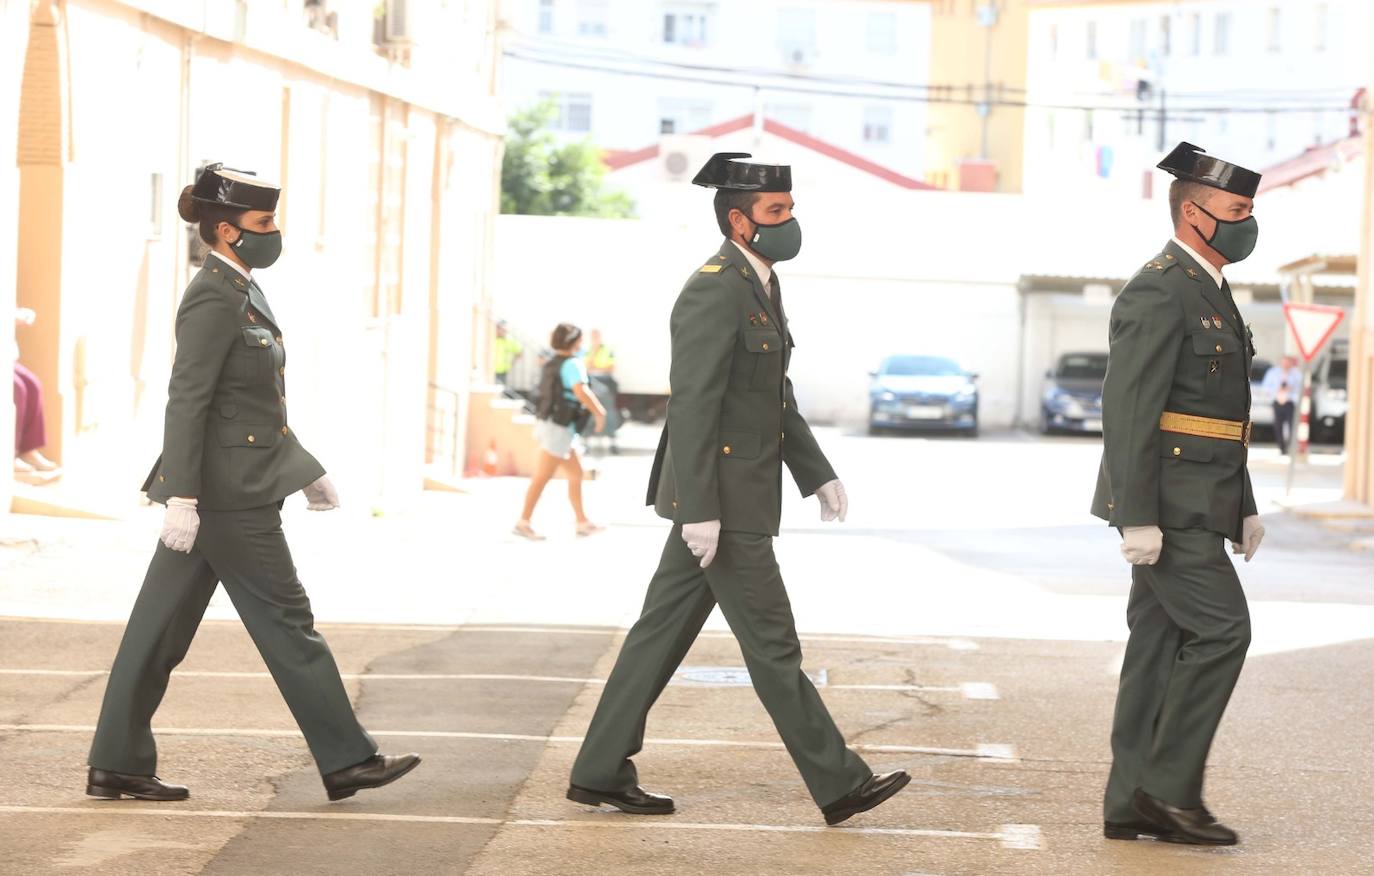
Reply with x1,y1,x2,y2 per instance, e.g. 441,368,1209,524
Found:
86,164,419,802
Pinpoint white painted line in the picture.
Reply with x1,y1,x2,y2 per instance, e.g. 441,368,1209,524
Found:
0,617,980,650
0,669,997,696
0,724,1016,761
959,683,1001,701
0,806,1035,846
999,824,1043,850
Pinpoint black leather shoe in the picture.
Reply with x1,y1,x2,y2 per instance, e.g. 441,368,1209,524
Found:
567,783,674,814
1132,788,1238,846
323,753,421,801
1104,818,1172,841
821,770,911,826
86,768,189,801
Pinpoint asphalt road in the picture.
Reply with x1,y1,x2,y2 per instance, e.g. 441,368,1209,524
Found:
1,426,1371,874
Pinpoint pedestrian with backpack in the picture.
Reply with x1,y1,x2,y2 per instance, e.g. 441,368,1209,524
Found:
514,323,607,540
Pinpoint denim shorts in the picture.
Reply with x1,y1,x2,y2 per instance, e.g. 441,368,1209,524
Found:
534,418,577,460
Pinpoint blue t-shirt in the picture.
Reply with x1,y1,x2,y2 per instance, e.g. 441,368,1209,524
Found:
561,356,589,402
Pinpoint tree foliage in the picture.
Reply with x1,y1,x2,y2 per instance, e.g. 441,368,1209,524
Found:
500,101,635,218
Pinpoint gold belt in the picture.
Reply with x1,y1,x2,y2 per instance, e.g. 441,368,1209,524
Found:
1159,411,1251,446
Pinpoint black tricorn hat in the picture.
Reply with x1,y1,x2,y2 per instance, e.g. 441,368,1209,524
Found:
691,152,792,192
1156,142,1261,198
190,163,281,211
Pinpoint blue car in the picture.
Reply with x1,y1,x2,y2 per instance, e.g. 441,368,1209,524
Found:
868,355,979,436
1040,352,1107,434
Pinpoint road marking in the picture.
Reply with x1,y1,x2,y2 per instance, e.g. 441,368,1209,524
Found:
0,669,998,698
0,724,1017,761
0,806,1039,848
0,617,979,650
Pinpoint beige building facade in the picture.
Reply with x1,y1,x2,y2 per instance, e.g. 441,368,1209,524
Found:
1347,83,1374,507
4,0,504,516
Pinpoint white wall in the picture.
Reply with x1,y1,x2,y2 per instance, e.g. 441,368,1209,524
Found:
1023,0,1371,198
500,0,931,179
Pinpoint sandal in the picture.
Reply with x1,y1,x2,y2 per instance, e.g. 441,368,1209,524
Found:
513,521,545,541
576,521,605,537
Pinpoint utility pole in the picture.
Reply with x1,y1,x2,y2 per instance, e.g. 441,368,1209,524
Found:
976,1,999,159
1157,87,1167,152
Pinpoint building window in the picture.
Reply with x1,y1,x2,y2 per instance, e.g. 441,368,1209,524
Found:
663,5,710,48
657,98,712,136
1188,13,1201,56
1129,19,1146,63
866,11,897,54
863,106,894,144
1085,21,1097,60
1267,7,1281,52
778,7,818,64
1214,12,1230,55
541,91,593,133
577,0,608,37
538,0,554,35
1158,15,1171,56
1315,2,1329,52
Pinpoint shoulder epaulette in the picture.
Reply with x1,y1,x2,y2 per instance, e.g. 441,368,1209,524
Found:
1140,253,1180,274
698,264,724,273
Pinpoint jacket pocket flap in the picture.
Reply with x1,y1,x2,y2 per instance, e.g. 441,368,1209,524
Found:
1190,332,1242,356
1158,432,1215,462
241,326,275,348
744,331,782,354
718,430,761,459
217,423,278,448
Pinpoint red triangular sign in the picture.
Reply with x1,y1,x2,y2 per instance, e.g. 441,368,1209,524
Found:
1283,303,1345,362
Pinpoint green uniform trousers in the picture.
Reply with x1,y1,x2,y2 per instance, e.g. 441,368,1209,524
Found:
570,526,871,808
1104,527,1251,822
88,505,377,777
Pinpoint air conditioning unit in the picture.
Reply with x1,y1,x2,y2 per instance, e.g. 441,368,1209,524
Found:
659,135,714,183
384,0,413,44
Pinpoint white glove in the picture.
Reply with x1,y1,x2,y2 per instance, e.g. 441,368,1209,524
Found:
1120,525,1163,566
682,520,722,569
303,475,341,511
161,497,200,553
1232,515,1265,562
816,479,848,523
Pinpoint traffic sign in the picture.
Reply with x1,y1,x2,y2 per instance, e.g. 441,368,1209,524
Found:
1283,303,1345,363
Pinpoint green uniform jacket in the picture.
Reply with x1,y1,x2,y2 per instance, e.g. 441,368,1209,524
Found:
1091,240,1258,543
647,240,837,536
143,258,325,510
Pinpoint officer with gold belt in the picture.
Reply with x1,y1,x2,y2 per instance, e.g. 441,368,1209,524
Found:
86,164,419,803
1092,143,1267,846
567,153,909,826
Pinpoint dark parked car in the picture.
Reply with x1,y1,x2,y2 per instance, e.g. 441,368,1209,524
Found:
868,355,979,436
1040,352,1106,434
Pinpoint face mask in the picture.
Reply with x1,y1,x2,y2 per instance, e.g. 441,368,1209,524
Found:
228,226,283,270
1190,202,1258,264
744,214,803,262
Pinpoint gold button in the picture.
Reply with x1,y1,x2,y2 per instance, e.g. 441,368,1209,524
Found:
1173,447,1181,456
275,336,283,344
247,435,256,444
780,432,785,441
281,426,289,436
672,500,678,509
1165,254,1174,260
159,475,165,482
723,445,732,455
279,367,285,376
762,342,769,351
783,401,788,409
1215,344,1223,353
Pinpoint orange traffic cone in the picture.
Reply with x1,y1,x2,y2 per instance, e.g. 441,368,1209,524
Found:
481,440,500,477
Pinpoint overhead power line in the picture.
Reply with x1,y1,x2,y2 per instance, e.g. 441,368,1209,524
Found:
503,48,1360,116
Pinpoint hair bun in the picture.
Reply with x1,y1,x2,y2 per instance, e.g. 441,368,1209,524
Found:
176,185,200,222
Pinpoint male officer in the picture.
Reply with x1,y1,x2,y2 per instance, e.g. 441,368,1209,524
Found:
86,165,419,803
1092,142,1267,846
567,153,909,826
